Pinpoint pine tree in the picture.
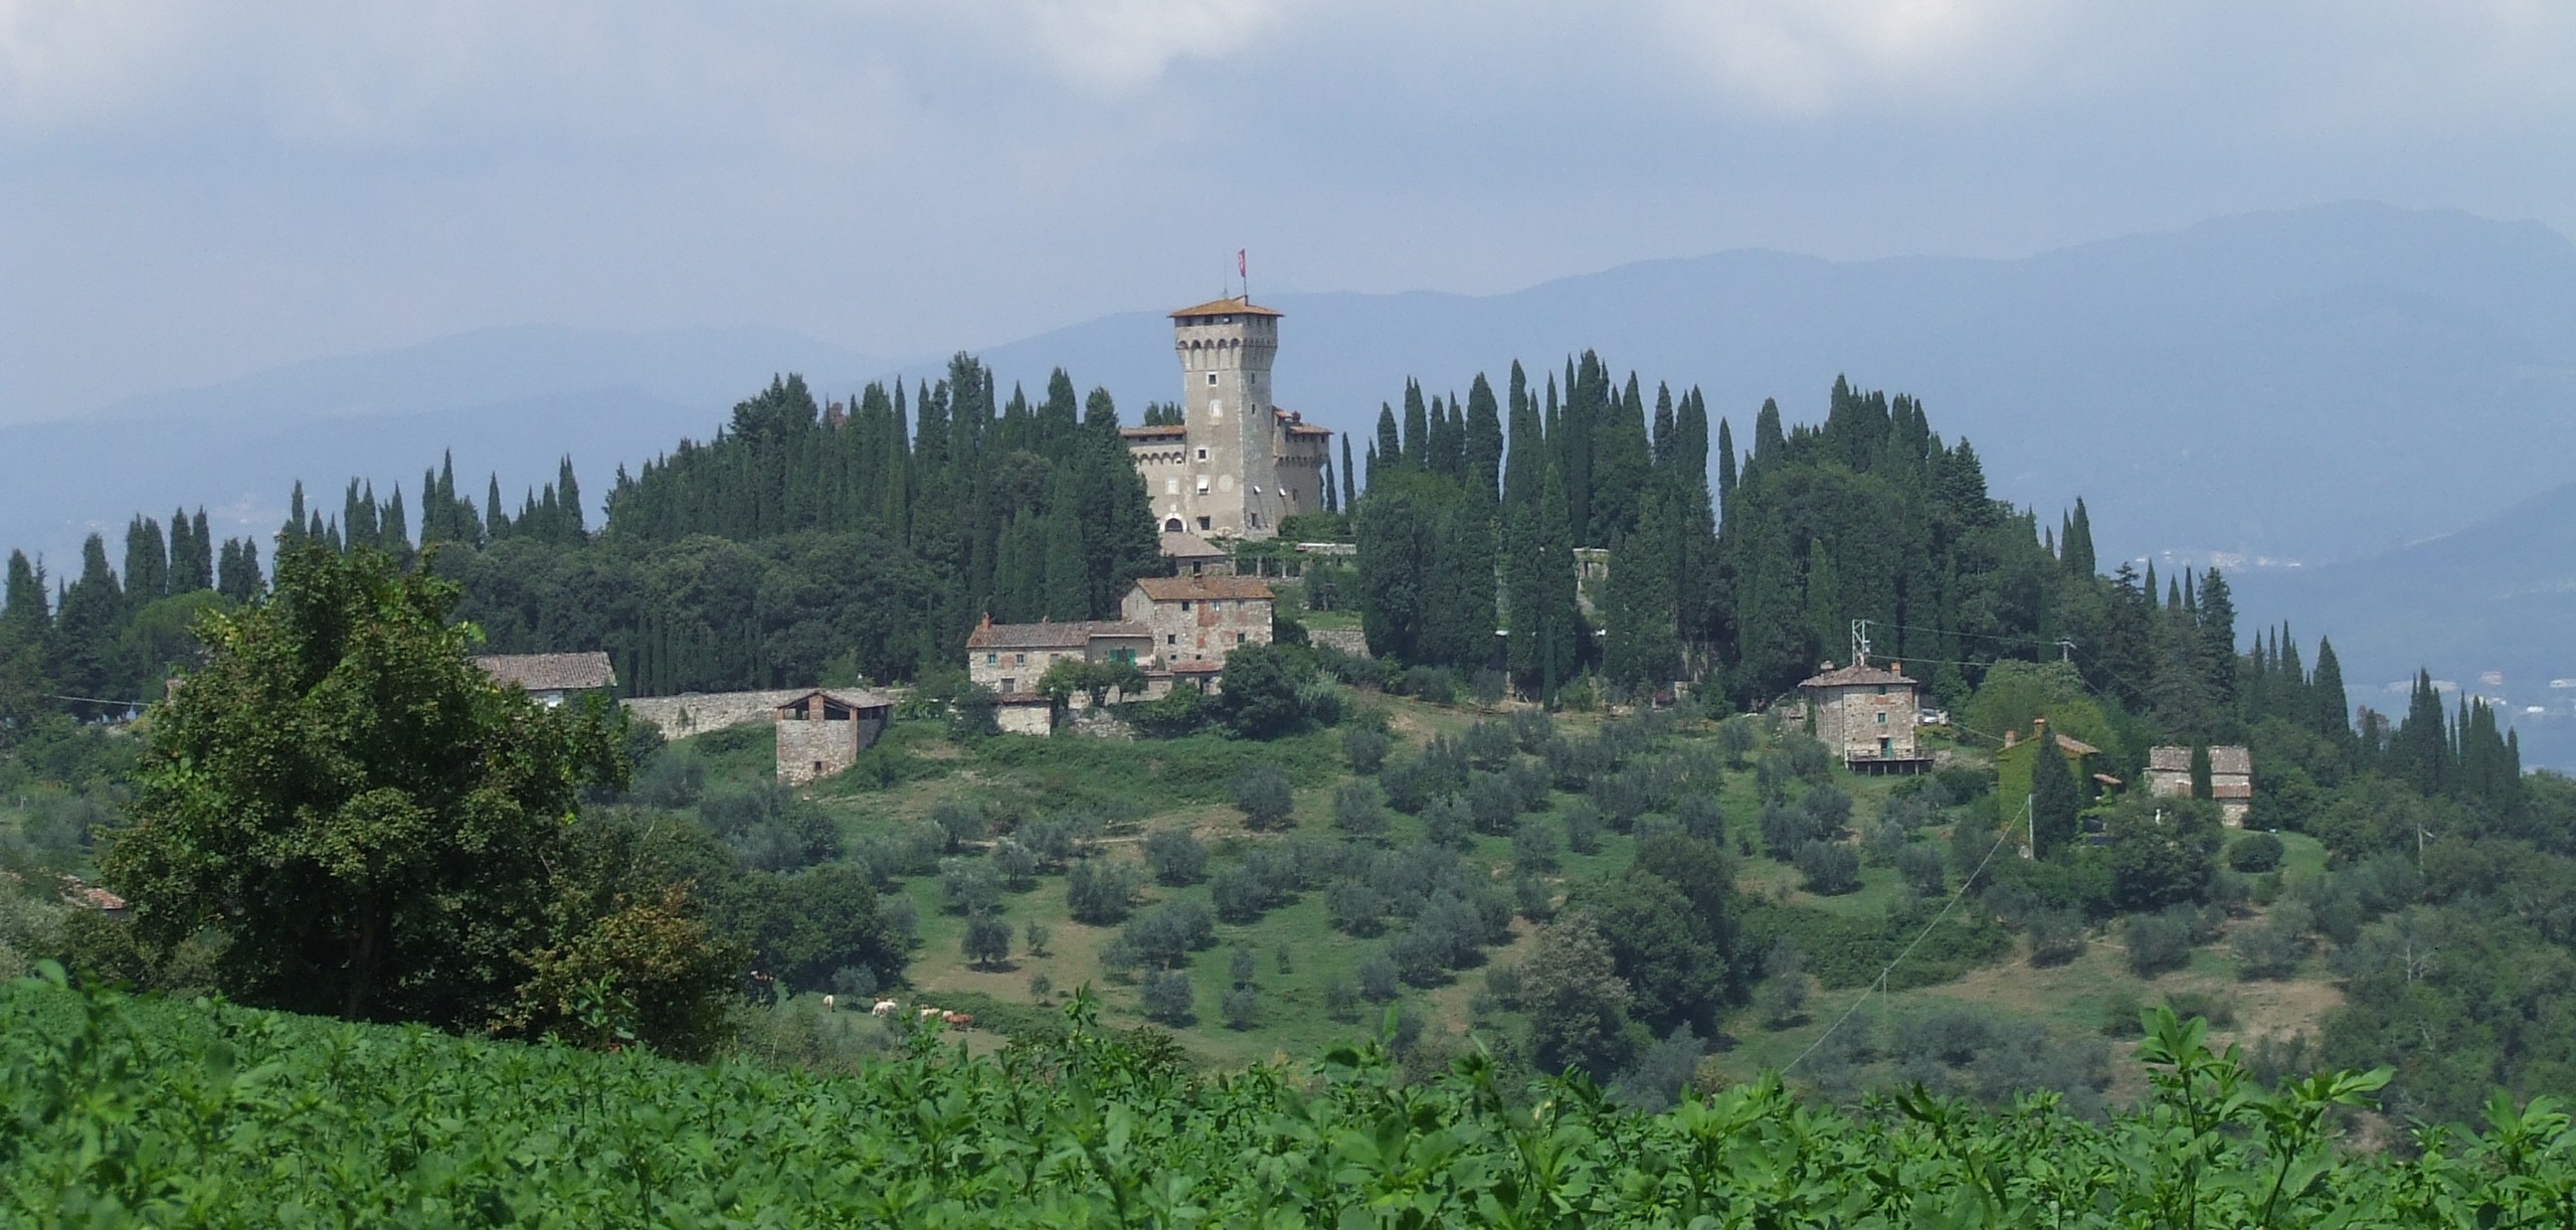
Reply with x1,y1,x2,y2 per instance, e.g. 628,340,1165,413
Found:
1341,435,1358,510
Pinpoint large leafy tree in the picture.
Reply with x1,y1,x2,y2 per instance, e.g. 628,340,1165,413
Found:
102,544,728,1047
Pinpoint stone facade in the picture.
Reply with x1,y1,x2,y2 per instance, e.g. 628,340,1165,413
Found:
964,616,1151,698
2146,745,2254,826
624,688,820,737
1797,660,1929,774
1124,576,1274,667
773,689,893,785
1124,297,1331,541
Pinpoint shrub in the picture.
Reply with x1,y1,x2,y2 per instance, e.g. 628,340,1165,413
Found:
1343,725,1392,776
1358,952,1400,1001
1401,666,1458,706
1513,820,1561,873
1799,785,1853,838
940,858,1002,916
2232,904,2310,980
830,966,878,998
1022,919,1051,958
1323,976,1361,1020
1387,926,1450,987
1676,794,1726,844
1221,985,1260,1030
2124,909,2195,977
1230,766,1297,831
1122,900,1217,968
1210,863,1268,924
1464,720,1518,771
930,801,988,852
1514,873,1557,923
1144,828,1208,886
1380,758,1436,813
1333,782,1389,838
1897,842,1947,898
2162,988,2236,1028
1468,772,1522,834
1562,800,1602,855
962,915,1012,969
1760,798,1815,860
2026,909,2086,966
1228,944,1257,987
2100,986,2146,1036
1140,968,1195,1024
1470,670,1510,708
2227,832,2286,874
1066,860,1143,925
1795,841,1862,896
992,839,1039,890
1027,972,1052,1001
1609,1025,1709,1113
1421,793,1474,850
1327,880,1383,936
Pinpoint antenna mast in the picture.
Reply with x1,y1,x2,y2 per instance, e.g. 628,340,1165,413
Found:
1850,618,1873,669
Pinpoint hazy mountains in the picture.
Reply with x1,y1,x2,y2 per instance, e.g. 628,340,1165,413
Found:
9,202,2575,758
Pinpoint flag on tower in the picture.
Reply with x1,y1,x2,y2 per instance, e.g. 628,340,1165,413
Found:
1237,250,1246,279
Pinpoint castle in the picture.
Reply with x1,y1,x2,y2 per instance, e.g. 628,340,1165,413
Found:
1121,297,1332,541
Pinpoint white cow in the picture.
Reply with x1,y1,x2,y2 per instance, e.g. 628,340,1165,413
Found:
872,998,900,1017
822,994,836,1012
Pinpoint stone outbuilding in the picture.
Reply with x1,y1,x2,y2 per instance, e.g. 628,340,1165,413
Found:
1124,576,1274,667
964,616,1152,697
1797,659,1931,774
474,651,617,706
2146,745,2254,826
1159,531,1232,577
774,688,893,786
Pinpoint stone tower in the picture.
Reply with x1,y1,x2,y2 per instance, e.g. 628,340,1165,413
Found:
1124,296,1331,541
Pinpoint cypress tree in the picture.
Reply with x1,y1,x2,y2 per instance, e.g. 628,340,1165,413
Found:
1715,417,1738,516
2197,568,2238,708
1401,382,1429,470
2188,741,2214,801
55,533,123,696
1465,374,1504,502
1041,473,1088,622
1341,435,1358,510
2065,498,2097,577
122,515,168,605
1374,405,1400,472
2311,636,2349,739
2,551,46,637
2029,729,2081,857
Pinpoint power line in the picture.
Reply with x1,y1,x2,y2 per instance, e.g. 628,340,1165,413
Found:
43,692,152,709
1782,795,2024,1076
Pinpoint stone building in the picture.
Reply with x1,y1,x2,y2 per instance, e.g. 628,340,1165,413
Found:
474,651,617,706
773,688,893,785
964,616,1155,735
1124,576,1274,667
2146,745,2254,826
1160,530,1232,577
1123,297,1332,541
1797,659,1930,774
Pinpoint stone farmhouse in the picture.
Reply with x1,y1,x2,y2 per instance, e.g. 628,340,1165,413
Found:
1798,658,1931,775
1160,530,1232,577
962,576,1276,735
773,688,894,785
1124,576,1274,666
1123,297,1332,541
474,651,617,706
2146,745,2254,825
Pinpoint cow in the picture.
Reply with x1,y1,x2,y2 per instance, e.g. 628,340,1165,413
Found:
822,994,836,1012
872,998,899,1017
918,1006,943,1019
943,1011,974,1031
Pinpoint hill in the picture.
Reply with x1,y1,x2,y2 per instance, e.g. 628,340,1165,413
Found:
2235,478,2576,768
0,324,880,573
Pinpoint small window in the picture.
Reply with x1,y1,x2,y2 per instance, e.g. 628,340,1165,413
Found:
1206,372,1218,386
1876,711,1888,725
1166,633,1178,645
1014,653,1026,665
1196,447,1208,461
1236,632,1248,645
985,652,997,665
1180,601,1193,612
1001,678,1015,693
1197,516,1211,531
1249,512,1261,528
1875,684,1887,696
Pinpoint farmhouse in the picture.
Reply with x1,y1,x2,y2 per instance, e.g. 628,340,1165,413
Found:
1798,658,1930,774
474,651,616,706
1124,576,1274,666
773,688,894,786
2146,745,2254,826
1160,531,1232,577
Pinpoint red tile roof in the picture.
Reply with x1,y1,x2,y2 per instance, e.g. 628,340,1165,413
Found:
1132,576,1275,602
475,651,617,692
772,688,894,715
966,617,1150,650
1797,661,1917,689
1170,296,1281,319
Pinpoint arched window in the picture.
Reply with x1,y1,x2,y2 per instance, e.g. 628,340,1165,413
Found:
1164,517,1186,533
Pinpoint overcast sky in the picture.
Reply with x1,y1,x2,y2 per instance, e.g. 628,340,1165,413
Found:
4,1,2572,423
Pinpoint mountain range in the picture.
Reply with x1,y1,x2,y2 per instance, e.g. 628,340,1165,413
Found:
8,201,2573,759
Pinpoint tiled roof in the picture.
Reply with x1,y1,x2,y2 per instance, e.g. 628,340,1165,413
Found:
966,617,1150,650
772,688,894,715
1168,659,1225,674
1121,424,1188,439
1797,661,1917,689
1132,576,1275,602
1159,532,1227,560
475,651,617,693
1170,296,1281,319
1273,408,1332,438
2146,746,2251,774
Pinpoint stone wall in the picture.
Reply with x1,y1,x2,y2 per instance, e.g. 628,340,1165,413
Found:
623,690,818,738
776,715,861,785
1307,627,1370,658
